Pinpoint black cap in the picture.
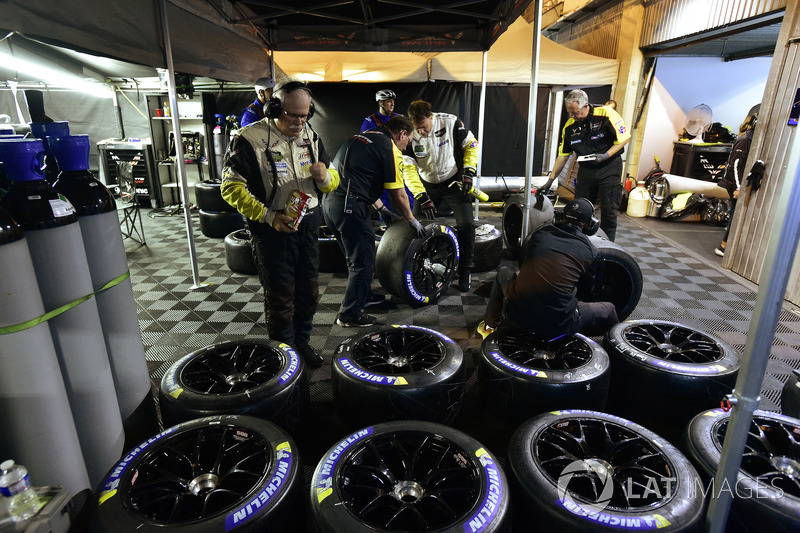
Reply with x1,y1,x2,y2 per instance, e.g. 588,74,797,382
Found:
564,198,594,225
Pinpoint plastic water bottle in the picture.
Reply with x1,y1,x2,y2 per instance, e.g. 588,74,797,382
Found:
0,460,39,523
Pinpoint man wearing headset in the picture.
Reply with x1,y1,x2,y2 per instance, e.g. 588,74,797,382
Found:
240,77,274,127
477,198,618,340
222,76,340,369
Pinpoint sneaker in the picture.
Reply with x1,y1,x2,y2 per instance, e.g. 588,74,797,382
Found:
715,247,725,257
365,292,386,307
458,270,472,292
296,344,324,369
477,320,496,340
336,313,378,327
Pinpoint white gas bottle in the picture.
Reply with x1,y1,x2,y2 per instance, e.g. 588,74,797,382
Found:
626,181,651,218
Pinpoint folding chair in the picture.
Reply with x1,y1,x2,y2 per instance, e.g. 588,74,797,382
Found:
115,156,146,245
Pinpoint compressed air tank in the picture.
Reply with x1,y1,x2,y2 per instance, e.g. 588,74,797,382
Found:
0,202,91,504
50,135,157,449
0,138,124,487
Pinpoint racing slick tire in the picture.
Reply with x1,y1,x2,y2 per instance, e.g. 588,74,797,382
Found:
224,229,257,275
193,180,234,212
90,415,304,533
375,220,459,307
199,209,245,239
502,193,554,259
684,409,800,533
781,369,800,419
508,410,704,532
479,327,610,424
603,320,740,438
159,340,309,434
310,420,510,533
332,325,465,428
579,236,643,321
318,225,347,273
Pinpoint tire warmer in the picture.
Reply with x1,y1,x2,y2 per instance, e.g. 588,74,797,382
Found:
51,135,158,450
0,202,91,503
0,138,124,487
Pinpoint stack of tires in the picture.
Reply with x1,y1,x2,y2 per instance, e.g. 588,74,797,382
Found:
194,180,245,238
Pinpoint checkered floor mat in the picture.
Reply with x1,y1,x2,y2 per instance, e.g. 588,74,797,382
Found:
126,206,799,418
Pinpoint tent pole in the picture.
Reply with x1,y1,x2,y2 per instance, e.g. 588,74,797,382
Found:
522,0,543,237
475,50,488,221
705,125,800,533
157,0,204,289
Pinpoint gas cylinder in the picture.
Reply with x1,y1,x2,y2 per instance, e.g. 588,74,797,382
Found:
0,197,90,504
29,122,69,184
0,137,124,487
626,181,651,218
50,135,157,449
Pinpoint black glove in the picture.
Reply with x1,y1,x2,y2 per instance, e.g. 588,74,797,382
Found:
747,160,765,192
415,192,436,220
461,167,476,199
377,206,402,226
594,152,610,163
409,219,426,238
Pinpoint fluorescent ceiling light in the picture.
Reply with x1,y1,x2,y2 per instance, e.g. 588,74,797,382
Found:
0,51,115,99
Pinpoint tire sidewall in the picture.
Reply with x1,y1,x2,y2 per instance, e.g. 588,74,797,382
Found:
479,331,610,422
685,409,800,526
332,325,465,425
508,410,704,532
604,320,740,379
159,341,306,429
91,415,303,533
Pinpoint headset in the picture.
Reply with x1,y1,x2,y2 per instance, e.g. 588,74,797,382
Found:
265,80,315,120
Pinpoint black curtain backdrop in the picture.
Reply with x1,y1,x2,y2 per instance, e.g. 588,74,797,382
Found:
306,81,548,176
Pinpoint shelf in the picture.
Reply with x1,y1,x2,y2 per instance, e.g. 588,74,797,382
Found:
151,116,204,121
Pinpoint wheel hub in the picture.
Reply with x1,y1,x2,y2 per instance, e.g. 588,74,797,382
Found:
188,473,219,495
531,349,555,361
771,456,800,478
583,458,614,478
386,356,409,368
393,480,425,503
225,373,248,386
657,343,679,354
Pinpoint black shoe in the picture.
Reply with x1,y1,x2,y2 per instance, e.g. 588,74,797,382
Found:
458,270,472,292
296,344,323,369
365,292,386,307
336,313,378,327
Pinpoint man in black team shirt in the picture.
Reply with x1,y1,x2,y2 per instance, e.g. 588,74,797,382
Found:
323,115,425,327
477,198,618,340
547,90,631,241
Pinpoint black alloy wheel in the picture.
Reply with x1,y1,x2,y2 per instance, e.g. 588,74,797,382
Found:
684,409,800,532
508,410,704,531
310,420,510,532
479,327,610,424
604,320,739,437
376,221,459,306
90,416,303,532
333,325,465,427
159,340,308,433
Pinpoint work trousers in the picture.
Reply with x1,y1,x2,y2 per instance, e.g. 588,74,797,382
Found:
248,208,321,348
322,193,375,322
413,175,474,272
576,157,623,241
